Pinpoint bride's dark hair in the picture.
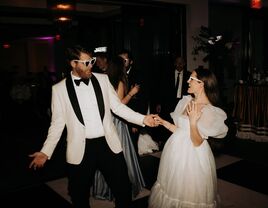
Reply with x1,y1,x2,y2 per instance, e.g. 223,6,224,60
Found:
195,67,219,106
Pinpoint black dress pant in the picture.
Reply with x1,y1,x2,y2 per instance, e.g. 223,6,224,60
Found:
67,137,132,208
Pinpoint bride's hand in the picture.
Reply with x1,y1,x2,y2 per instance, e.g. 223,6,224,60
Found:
187,101,201,123
153,115,165,125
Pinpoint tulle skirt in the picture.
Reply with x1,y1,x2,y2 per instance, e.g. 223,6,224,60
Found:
149,129,218,208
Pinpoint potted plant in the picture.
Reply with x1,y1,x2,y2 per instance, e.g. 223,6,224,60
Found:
192,26,239,82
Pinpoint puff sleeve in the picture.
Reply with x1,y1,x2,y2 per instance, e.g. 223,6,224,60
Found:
197,105,228,139
170,95,192,126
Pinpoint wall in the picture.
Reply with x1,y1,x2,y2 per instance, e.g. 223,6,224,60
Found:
0,0,209,72
156,0,209,71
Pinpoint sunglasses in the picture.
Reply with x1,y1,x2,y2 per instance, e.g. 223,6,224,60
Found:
74,57,96,67
188,76,203,83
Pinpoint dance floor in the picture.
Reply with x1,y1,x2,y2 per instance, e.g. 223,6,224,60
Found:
4,152,268,208
217,160,268,195
2,184,73,208
2,114,268,208
2,83,268,207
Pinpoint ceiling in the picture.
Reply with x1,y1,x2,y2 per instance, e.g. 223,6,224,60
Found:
0,0,266,41
0,0,267,21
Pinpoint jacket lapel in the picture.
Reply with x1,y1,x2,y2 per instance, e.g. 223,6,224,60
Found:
66,74,85,125
91,74,105,121
66,73,105,126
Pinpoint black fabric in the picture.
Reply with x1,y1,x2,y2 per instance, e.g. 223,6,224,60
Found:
175,72,181,96
67,137,132,208
74,78,90,86
90,74,105,121
66,74,105,125
139,155,160,189
66,74,85,125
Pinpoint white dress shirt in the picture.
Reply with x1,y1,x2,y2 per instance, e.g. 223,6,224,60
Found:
72,74,105,138
175,70,183,99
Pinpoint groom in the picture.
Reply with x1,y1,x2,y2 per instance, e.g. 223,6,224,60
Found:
29,45,157,208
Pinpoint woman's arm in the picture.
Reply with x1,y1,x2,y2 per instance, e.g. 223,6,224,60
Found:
154,115,177,133
187,101,203,146
118,81,140,104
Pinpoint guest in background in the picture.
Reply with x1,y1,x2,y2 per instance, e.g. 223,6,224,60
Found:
149,67,228,208
154,55,191,148
93,56,145,200
28,45,157,208
93,47,110,73
156,55,191,119
119,49,151,158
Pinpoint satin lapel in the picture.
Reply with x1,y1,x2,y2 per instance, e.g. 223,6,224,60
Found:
66,74,85,125
91,74,105,121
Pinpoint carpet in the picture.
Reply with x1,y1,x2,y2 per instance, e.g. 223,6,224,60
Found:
2,184,72,208
217,160,268,195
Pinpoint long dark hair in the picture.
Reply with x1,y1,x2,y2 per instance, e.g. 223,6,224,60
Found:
195,67,220,106
106,56,128,93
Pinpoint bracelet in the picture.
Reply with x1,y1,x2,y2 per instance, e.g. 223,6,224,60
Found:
127,93,132,97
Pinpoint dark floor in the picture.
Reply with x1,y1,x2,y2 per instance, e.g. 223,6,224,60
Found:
217,159,268,195
1,102,268,207
1,103,159,207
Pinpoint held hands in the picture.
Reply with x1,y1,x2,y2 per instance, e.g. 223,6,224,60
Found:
153,115,174,132
152,115,165,125
143,114,159,127
29,152,48,170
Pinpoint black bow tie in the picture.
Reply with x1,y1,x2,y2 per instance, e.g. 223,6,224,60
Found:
74,78,90,86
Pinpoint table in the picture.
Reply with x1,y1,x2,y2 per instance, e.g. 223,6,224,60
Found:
232,84,268,141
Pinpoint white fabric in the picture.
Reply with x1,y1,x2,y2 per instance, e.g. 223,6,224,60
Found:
41,72,145,165
138,133,159,155
72,74,105,139
175,70,183,99
149,95,228,208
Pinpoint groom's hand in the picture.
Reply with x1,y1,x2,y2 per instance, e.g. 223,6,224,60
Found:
143,114,158,127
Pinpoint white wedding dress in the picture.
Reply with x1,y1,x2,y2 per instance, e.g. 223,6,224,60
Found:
149,95,228,208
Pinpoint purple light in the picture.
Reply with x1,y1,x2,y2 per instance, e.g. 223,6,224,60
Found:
31,36,56,73
34,36,54,40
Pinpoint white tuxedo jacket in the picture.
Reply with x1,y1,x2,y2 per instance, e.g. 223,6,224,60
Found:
41,72,145,164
